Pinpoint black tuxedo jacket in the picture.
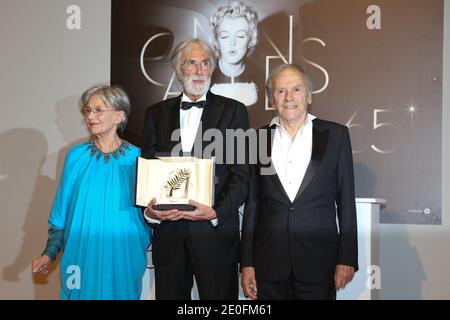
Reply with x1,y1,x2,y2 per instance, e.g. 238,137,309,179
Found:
241,118,358,284
142,91,249,266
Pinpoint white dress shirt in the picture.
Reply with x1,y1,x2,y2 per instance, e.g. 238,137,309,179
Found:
180,93,205,153
270,113,316,202
144,93,218,226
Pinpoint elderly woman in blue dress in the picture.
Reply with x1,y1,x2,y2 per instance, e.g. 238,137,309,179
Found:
32,85,151,300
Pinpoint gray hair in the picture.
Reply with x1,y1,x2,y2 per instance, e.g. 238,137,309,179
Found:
265,64,314,102
80,84,130,133
210,1,258,57
170,38,216,81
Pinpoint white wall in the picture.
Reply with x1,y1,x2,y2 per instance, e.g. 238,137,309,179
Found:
0,0,110,299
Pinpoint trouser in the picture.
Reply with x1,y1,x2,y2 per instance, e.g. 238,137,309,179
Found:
155,223,238,300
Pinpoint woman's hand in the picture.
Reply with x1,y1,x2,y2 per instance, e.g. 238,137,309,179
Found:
32,255,51,275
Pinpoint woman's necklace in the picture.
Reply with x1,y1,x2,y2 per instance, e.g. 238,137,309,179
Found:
87,136,129,163
95,136,121,153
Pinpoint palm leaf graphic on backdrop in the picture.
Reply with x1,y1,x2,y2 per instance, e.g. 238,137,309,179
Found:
164,168,191,197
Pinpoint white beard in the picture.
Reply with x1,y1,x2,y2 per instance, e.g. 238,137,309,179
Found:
183,74,211,97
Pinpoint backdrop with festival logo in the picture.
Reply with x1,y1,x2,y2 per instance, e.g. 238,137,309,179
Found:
111,0,443,225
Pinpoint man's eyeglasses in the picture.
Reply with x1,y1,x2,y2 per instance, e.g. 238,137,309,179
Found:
181,59,211,72
81,107,116,117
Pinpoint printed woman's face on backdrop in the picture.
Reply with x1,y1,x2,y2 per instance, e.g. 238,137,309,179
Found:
217,16,250,65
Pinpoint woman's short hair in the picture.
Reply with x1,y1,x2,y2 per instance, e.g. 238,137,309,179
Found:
210,1,258,57
80,84,130,133
170,38,217,81
265,64,314,102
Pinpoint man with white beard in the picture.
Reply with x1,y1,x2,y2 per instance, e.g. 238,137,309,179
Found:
142,38,250,300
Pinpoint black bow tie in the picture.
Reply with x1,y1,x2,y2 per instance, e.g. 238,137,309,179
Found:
181,100,206,110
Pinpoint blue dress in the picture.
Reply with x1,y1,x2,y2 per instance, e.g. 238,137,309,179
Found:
48,140,151,299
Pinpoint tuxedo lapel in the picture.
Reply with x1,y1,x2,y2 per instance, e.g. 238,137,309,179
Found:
261,126,292,204
198,91,224,152
293,119,329,202
201,92,223,132
165,95,182,152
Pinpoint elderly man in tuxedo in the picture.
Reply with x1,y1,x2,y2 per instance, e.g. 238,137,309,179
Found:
142,38,249,300
241,64,358,300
